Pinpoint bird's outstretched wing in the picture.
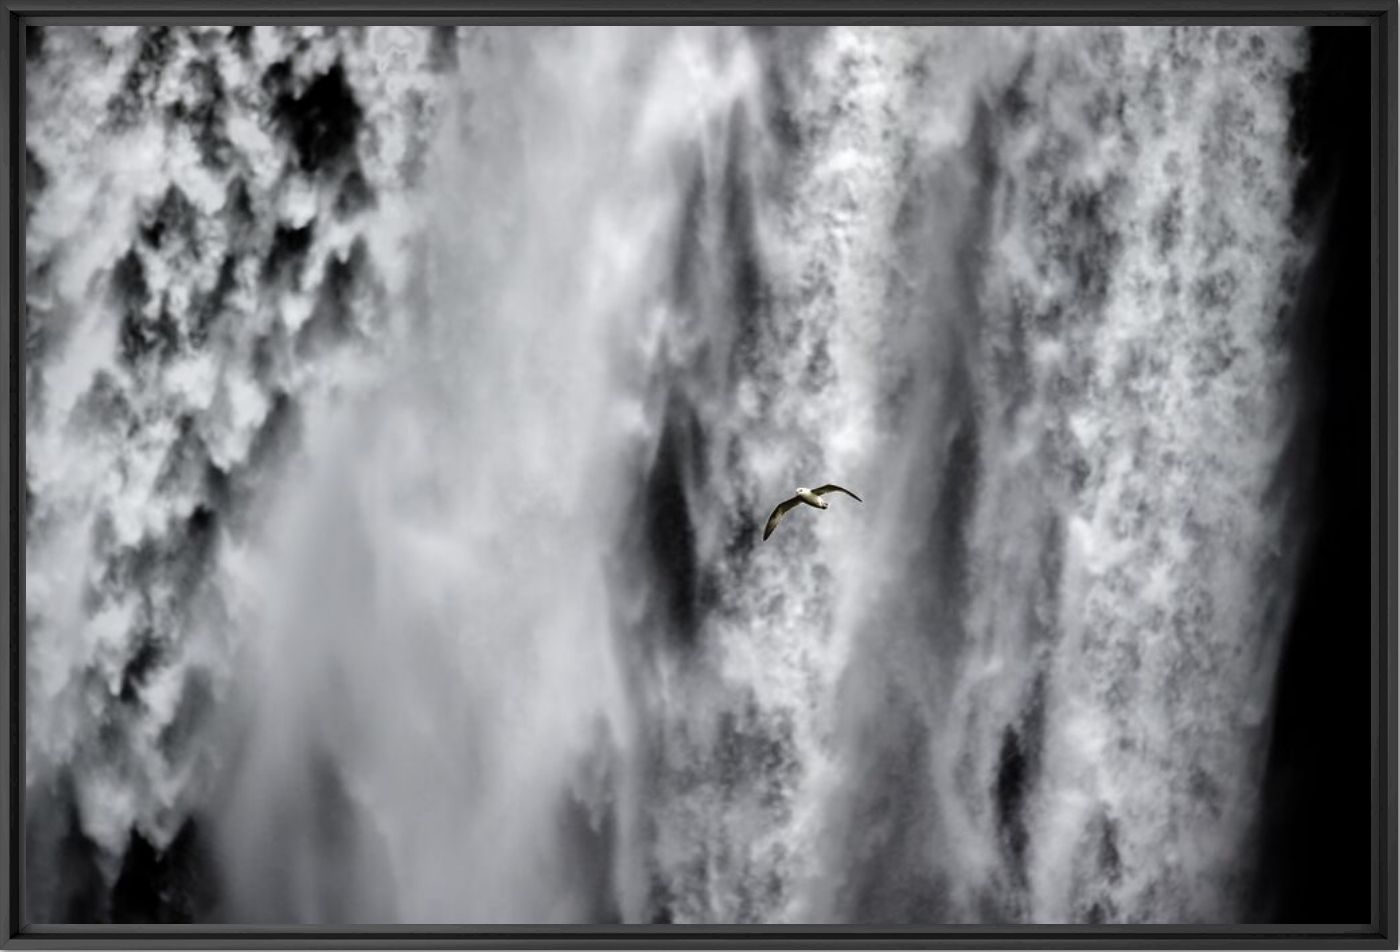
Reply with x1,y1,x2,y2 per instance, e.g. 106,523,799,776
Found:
812,484,863,502
763,496,802,541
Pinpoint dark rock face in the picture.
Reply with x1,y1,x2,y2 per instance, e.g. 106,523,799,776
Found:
1250,26,1372,925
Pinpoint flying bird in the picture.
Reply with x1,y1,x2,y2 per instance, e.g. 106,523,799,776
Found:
762,484,863,540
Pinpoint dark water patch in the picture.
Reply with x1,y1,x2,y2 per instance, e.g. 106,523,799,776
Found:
1188,764,1225,820
719,103,769,376
1189,327,1242,379
993,726,1031,871
25,465,38,539
93,700,130,756
1199,94,1255,172
1096,812,1122,883
171,504,219,600
271,62,364,175
940,97,997,270
636,399,701,647
1083,899,1118,924
1151,188,1184,255
260,57,294,104
390,91,432,188
228,26,253,59
754,41,811,156
250,322,291,392
764,91,805,155
1035,513,1064,633
110,243,181,365
1191,268,1239,312
991,292,1033,425
70,370,135,438
745,23,823,153
721,505,760,574
248,390,303,473
999,53,1037,128
931,414,979,604
120,295,182,366
334,166,376,219
428,26,459,72
203,460,232,512
803,336,834,389
25,146,47,218
1164,25,1205,74
107,27,178,129
85,514,118,587
191,253,238,348
141,185,200,255
670,164,707,313
992,673,1046,885
110,246,149,310
719,435,760,556
95,535,166,608
1059,179,1123,308
118,632,162,705
297,237,369,358
646,833,713,925
171,57,232,170
111,819,218,923
158,667,214,763
25,260,57,387
728,197,763,330
694,563,727,628
1084,87,1127,136
1192,208,1240,268
1067,808,1122,922
223,177,256,242
556,792,622,922
263,221,315,285
25,775,108,923
299,756,380,918
643,857,683,924
108,246,159,364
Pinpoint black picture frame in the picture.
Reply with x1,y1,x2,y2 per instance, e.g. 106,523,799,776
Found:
2,2,1395,948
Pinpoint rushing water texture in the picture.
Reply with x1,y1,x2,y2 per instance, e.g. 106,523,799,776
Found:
25,25,1336,924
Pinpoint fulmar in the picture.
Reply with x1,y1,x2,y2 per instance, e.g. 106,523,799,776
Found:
762,484,862,540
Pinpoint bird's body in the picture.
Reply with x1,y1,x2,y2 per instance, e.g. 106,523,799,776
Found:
763,484,862,540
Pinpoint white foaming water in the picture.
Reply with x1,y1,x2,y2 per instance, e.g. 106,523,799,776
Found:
25,25,1312,923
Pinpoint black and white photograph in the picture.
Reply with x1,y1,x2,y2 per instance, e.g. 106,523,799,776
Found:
18,19,1380,930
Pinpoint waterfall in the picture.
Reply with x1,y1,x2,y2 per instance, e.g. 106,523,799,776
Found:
24,24,1320,924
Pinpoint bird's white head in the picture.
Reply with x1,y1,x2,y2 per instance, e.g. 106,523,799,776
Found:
795,487,809,495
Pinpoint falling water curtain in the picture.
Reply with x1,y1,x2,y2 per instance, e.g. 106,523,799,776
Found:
3,0,1395,948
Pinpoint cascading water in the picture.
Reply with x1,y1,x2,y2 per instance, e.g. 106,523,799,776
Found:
24,24,1331,924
